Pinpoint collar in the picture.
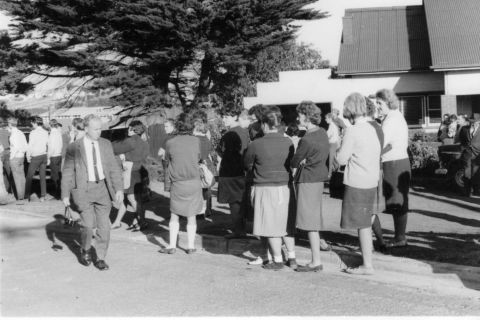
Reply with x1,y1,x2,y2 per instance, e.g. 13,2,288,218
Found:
306,126,320,134
83,135,99,145
354,117,369,125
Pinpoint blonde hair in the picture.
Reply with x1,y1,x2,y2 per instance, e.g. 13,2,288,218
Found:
343,93,367,121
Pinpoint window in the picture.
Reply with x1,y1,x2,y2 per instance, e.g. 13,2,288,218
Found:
399,96,424,126
427,95,441,123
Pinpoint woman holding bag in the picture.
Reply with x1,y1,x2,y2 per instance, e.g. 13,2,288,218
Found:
111,120,150,231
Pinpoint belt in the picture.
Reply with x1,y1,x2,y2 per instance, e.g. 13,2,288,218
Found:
87,179,105,184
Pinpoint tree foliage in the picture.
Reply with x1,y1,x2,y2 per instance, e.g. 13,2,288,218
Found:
0,0,328,114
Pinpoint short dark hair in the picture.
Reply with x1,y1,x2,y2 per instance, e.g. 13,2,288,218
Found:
449,114,457,121
129,120,145,136
31,116,43,127
296,101,322,126
365,96,376,118
175,112,194,135
261,105,282,130
72,118,84,131
49,119,61,128
248,104,267,121
286,123,299,137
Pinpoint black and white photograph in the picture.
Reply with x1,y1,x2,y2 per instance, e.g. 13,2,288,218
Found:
0,0,479,317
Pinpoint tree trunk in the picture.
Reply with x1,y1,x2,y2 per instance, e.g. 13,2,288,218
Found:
192,53,213,108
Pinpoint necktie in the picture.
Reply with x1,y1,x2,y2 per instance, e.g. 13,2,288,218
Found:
92,142,100,181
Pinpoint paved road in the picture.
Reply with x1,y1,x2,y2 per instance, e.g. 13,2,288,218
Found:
1,214,480,317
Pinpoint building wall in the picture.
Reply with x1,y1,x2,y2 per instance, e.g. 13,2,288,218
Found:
445,70,480,95
244,69,444,113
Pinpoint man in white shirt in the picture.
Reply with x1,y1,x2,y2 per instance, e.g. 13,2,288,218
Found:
48,119,64,199
62,114,123,270
7,117,27,202
25,116,49,202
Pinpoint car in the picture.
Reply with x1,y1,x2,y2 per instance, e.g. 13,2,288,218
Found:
437,144,465,192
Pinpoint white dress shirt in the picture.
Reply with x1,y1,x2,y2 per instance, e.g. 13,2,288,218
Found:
83,136,105,182
336,118,381,189
381,109,409,162
327,122,340,145
27,127,49,159
9,127,28,159
47,127,63,158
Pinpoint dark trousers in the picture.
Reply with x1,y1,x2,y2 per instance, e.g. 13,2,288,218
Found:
25,154,47,199
80,180,112,260
49,156,62,199
2,152,12,193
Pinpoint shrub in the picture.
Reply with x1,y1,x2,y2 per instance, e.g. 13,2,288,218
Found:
409,129,437,142
408,140,440,175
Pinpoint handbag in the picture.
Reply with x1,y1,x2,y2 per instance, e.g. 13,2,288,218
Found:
63,206,79,227
199,163,215,188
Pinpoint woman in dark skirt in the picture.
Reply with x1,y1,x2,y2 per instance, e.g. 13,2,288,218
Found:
337,93,382,275
161,113,203,254
216,103,250,238
291,101,330,272
112,120,150,231
375,89,411,248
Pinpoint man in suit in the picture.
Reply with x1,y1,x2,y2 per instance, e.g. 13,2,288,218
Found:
461,113,480,197
61,114,123,270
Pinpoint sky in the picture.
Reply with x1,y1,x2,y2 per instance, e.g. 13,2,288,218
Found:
0,0,423,67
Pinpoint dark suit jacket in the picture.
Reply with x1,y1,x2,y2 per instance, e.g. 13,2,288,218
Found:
61,137,123,205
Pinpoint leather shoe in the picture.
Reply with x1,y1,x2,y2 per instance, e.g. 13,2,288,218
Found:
262,262,284,271
94,260,109,271
296,264,323,272
159,248,176,254
79,248,92,266
186,248,197,254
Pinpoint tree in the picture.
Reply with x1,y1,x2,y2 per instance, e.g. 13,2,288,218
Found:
0,0,328,114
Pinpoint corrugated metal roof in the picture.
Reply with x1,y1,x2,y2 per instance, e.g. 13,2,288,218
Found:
424,0,480,69
338,6,432,75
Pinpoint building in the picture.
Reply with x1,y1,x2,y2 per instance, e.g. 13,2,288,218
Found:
244,0,480,129
39,106,123,129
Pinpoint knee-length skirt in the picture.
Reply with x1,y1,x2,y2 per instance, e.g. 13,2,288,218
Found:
341,185,376,229
252,185,290,237
296,182,324,231
383,158,411,215
170,179,203,217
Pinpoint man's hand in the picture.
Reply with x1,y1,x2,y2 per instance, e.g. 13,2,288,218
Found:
115,191,124,204
62,197,70,207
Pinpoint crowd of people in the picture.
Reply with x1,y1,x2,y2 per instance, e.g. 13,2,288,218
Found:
2,87,478,274
437,112,480,196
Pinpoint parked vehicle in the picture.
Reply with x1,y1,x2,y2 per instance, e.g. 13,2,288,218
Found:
437,144,464,192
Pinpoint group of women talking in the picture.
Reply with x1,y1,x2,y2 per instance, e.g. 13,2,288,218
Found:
118,87,410,276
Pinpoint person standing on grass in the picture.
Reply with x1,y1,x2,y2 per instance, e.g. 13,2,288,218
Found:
159,113,203,254
7,117,27,203
216,103,250,239
336,93,382,275
25,116,49,202
291,101,330,272
244,106,296,271
375,88,411,248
